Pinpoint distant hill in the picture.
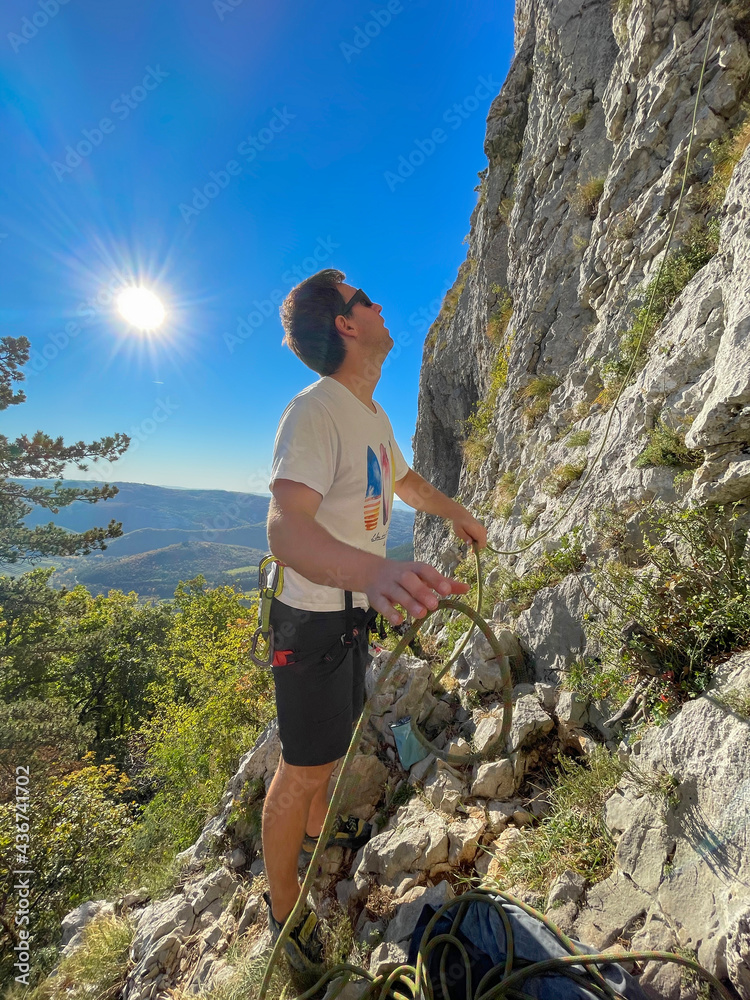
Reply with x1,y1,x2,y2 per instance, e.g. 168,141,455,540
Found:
49,541,267,601
3,479,415,599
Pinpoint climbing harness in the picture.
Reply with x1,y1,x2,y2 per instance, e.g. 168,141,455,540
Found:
259,4,727,995
249,554,285,666
250,554,380,668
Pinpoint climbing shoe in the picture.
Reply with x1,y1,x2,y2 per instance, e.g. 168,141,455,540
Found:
263,891,325,976
301,814,372,859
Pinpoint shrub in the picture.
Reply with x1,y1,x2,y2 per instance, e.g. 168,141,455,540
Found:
493,530,586,613
635,418,702,469
571,177,605,218
497,197,515,225
572,233,590,252
701,101,750,209
586,501,750,710
521,505,543,532
565,430,591,448
572,399,593,422
611,209,637,241
543,460,587,498
425,272,469,349
462,318,516,472
0,757,136,990
487,747,627,899
21,913,135,1000
597,217,721,408
486,286,513,344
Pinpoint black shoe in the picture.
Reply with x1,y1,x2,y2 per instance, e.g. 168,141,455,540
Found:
300,814,372,860
263,891,325,976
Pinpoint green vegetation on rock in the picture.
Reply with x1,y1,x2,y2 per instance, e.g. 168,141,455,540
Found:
596,218,721,408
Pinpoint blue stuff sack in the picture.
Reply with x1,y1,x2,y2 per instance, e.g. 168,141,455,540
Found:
389,716,429,770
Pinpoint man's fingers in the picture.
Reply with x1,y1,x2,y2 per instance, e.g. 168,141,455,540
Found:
409,561,460,596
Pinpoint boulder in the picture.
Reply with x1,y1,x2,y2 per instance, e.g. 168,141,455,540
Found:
366,650,439,738
555,690,588,739
423,764,467,813
448,816,486,865
383,882,456,945
451,624,524,693
471,759,516,799
353,797,449,883
327,753,389,821
546,870,586,910
508,694,554,751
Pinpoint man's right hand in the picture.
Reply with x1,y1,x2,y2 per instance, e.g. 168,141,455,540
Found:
364,559,470,626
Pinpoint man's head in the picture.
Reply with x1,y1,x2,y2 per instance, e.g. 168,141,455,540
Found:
280,268,391,376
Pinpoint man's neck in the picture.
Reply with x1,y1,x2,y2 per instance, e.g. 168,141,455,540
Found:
328,369,379,412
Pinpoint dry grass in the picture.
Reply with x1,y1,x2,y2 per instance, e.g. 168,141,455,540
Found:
18,914,135,1000
492,470,520,520
543,461,587,498
571,177,605,218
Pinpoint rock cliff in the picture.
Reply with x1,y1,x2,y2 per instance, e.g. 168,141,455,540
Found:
413,0,750,628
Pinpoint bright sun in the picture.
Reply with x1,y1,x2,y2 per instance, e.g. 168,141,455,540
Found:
116,287,166,331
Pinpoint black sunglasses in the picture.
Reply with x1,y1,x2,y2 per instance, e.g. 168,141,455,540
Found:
338,288,374,315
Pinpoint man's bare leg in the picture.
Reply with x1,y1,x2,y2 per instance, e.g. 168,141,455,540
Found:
262,756,338,922
305,770,337,839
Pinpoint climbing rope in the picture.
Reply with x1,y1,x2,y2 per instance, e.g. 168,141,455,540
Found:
258,570,727,1000
259,4,726,997
263,887,732,1000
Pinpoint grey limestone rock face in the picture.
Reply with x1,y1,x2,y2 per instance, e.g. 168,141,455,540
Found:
412,0,750,685
572,648,750,995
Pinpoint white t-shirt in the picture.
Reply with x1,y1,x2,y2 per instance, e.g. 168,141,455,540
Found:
268,376,410,611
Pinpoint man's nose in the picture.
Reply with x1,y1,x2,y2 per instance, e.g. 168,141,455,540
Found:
373,302,383,314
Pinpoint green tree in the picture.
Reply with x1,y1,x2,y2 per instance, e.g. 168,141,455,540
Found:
0,570,172,761
0,335,130,564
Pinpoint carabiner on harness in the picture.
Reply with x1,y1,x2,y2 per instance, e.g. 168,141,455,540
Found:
249,554,284,667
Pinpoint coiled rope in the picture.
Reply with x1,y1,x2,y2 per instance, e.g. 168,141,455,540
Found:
259,3,725,997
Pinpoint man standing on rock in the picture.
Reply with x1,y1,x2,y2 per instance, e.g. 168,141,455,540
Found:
263,268,487,974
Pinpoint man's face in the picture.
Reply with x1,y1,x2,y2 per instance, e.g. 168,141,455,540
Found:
336,283,393,356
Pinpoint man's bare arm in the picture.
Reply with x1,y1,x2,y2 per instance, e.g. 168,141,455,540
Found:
267,478,469,624
393,468,463,518
394,468,488,548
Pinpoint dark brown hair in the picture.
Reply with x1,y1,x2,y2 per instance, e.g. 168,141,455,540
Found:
279,268,348,375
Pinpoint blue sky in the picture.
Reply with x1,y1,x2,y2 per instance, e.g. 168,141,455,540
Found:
0,0,516,494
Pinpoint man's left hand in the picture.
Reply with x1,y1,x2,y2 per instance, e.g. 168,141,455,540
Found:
451,508,487,549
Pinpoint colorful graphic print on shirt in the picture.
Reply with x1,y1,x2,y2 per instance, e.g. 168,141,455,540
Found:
364,442,396,532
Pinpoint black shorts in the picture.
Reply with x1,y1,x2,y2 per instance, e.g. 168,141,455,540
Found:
269,597,377,767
